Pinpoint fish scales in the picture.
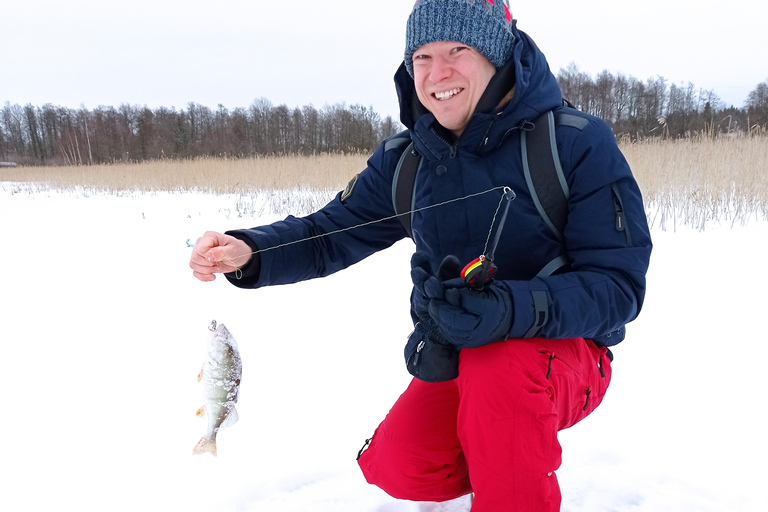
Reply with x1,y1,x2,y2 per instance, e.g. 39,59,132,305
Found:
193,320,242,456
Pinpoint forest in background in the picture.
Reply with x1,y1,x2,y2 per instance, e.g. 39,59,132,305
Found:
557,64,767,140
2,64,767,167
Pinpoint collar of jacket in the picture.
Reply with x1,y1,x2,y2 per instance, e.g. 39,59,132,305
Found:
395,27,563,161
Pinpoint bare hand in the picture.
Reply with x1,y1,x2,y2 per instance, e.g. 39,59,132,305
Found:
189,231,253,282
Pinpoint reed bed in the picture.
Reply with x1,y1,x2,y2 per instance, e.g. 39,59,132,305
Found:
0,153,361,194
3,137,767,229
621,135,768,230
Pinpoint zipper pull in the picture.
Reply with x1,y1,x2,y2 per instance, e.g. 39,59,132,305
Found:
546,353,554,379
412,339,426,367
614,198,625,232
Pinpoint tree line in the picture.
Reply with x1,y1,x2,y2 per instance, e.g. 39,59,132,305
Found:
557,63,768,139
2,67,767,166
0,100,401,166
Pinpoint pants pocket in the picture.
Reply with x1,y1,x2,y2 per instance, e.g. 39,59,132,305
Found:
538,340,611,430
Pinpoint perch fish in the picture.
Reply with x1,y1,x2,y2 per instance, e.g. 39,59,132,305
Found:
193,320,242,456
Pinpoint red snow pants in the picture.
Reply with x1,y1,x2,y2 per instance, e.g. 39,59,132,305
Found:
358,337,611,511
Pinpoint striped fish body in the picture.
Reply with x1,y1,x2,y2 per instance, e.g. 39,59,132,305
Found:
193,320,242,456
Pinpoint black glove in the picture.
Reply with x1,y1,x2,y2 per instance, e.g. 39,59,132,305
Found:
405,253,462,382
423,257,514,349
410,252,433,321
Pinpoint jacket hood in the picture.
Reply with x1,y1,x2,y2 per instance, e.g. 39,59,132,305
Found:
395,26,563,159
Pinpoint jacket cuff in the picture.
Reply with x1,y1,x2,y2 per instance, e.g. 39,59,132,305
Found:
505,281,550,339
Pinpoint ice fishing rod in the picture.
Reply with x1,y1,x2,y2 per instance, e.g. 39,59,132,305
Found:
460,186,515,290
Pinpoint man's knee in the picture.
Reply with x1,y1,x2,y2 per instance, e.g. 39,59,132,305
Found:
358,433,471,502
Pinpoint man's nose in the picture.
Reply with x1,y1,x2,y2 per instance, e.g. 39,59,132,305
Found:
429,54,453,83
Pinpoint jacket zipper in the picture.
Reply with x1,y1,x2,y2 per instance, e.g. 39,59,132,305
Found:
546,353,555,379
476,117,497,153
412,339,426,367
430,127,457,158
611,183,632,245
614,196,625,232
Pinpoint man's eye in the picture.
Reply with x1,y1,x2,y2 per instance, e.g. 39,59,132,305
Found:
452,46,468,54
413,54,430,60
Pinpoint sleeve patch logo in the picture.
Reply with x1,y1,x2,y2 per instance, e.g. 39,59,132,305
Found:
341,174,359,202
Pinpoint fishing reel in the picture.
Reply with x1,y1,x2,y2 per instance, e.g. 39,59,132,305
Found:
460,255,497,291
459,187,515,291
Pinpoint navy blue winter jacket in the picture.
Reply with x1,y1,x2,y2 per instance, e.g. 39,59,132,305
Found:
226,28,652,347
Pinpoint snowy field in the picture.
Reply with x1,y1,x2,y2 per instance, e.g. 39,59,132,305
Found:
1,184,766,512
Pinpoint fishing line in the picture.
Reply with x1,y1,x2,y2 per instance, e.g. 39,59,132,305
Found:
483,188,512,256
213,185,512,279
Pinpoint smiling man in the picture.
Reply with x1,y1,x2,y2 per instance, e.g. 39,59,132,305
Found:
411,40,498,137
190,1,652,510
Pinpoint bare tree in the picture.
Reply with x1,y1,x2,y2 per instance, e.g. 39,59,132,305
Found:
557,62,595,113
746,80,768,129
613,73,629,124
379,115,401,140
592,70,614,122
249,98,272,154
302,104,319,153
0,123,6,160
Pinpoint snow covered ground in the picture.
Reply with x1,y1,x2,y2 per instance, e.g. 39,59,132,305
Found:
1,184,766,511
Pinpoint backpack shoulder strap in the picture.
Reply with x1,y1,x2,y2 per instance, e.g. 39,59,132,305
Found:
391,142,421,239
521,110,570,244
391,109,583,248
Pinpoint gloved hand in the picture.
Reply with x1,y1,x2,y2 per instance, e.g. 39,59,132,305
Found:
423,257,514,349
410,252,433,321
410,253,464,319
407,253,463,382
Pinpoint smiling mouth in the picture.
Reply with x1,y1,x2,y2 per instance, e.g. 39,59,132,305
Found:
433,88,464,101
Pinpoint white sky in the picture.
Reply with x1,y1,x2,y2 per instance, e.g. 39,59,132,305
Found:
1,0,765,120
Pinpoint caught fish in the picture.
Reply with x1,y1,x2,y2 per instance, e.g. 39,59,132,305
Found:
193,319,242,456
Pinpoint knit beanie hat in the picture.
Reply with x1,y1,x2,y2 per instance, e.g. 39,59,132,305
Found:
404,0,515,78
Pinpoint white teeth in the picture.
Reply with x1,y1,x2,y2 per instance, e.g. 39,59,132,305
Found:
434,88,463,100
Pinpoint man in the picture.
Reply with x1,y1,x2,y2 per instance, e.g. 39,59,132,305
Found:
189,0,652,510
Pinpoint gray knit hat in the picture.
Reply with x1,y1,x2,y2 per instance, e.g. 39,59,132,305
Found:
404,0,515,77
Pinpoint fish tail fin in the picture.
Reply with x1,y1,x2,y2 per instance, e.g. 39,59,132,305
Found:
192,436,217,456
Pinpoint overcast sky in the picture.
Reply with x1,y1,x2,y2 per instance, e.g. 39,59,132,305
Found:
1,0,765,120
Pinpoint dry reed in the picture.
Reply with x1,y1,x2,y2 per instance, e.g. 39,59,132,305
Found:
0,153,363,194
620,135,768,230
3,137,767,229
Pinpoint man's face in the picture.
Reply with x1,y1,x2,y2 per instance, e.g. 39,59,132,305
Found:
412,40,497,138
